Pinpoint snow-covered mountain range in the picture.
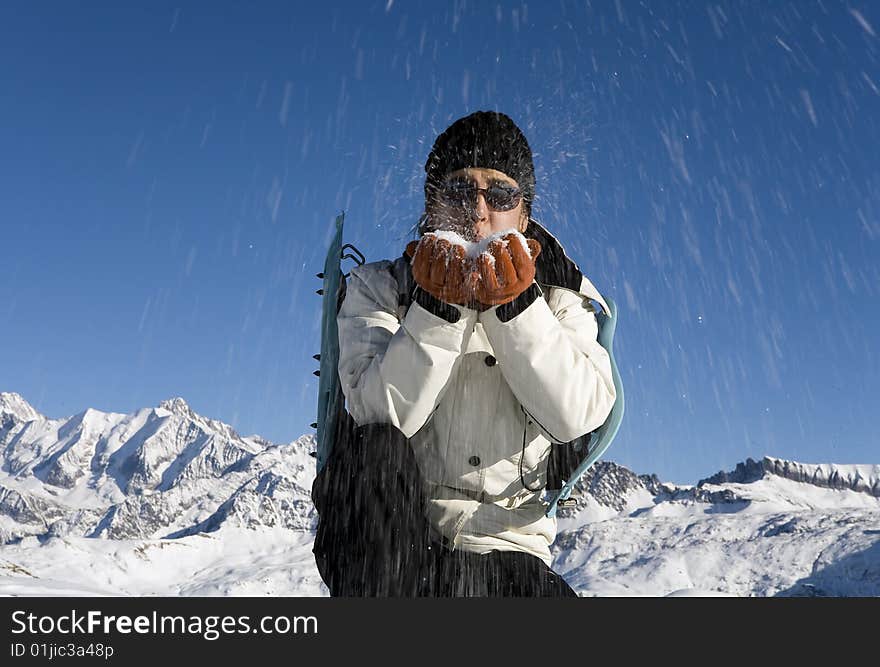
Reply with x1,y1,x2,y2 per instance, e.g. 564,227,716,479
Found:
1,391,878,597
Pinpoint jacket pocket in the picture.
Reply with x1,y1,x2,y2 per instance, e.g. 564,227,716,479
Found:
517,413,552,493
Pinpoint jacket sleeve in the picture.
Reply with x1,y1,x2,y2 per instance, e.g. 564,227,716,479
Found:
479,283,617,443
336,264,477,438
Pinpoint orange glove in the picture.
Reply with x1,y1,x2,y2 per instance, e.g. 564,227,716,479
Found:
475,234,542,307
405,235,480,307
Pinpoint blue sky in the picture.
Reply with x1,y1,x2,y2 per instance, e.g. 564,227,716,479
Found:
1,1,877,484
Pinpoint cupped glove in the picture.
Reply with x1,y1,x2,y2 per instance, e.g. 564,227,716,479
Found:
405,234,480,307
474,234,542,307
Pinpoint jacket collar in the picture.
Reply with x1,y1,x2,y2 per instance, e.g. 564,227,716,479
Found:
524,219,610,316
523,219,583,292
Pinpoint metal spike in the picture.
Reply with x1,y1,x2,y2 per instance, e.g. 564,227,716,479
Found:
310,422,318,429
313,354,320,361
313,370,320,376
316,272,324,279
316,289,324,295
309,451,317,457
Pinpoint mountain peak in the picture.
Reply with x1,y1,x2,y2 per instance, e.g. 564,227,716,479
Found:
697,457,767,487
699,456,880,498
158,397,191,415
0,392,42,423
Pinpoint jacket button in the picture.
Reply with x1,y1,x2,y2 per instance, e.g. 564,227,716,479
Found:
484,355,496,367
468,455,481,466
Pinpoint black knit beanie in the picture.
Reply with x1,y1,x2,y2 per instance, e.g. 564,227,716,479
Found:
424,111,535,219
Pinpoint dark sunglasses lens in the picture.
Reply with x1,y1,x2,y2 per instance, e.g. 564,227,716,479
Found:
441,182,476,206
485,185,520,211
440,182,521,211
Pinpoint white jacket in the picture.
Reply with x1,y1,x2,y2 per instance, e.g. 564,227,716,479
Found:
336,225,617,566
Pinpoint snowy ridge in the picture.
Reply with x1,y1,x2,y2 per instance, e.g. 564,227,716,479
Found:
0,392,43,425
557,455,880,530
764,457,880,496
551,455,880,596
0,395,316,544
701,456,880,497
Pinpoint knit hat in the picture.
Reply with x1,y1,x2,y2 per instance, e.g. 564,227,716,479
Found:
424,111,535,219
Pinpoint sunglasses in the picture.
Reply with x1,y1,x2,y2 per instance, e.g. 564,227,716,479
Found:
438,179,523,212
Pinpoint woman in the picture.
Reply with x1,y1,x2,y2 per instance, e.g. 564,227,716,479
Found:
312,111,616,597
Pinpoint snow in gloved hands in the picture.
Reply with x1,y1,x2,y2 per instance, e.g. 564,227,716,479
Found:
415,228,535,269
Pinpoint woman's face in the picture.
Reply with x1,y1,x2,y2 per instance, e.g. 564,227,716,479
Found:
426,167,527,242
